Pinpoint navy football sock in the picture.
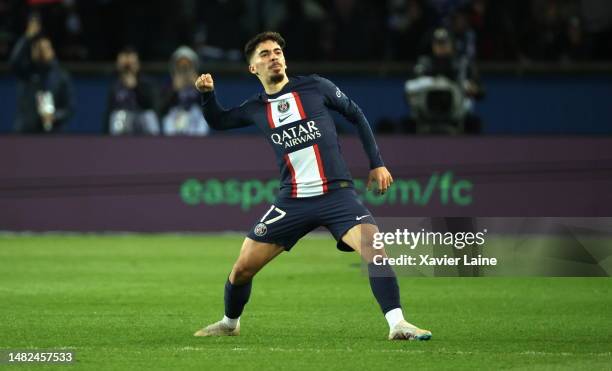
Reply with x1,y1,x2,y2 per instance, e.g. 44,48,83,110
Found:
367,263,401,314
224,279,252,319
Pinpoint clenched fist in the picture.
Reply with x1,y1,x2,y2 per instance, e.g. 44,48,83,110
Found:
195,74,214,93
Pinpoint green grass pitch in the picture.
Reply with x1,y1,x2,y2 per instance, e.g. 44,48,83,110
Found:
0,234,610,370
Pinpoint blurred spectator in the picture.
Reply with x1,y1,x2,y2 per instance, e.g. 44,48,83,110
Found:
104,47,160,135
159,46,210,136
409,28,485,134
2,0,610,63
9,15,73,133
428,0,472,24
449,5,477,60
192,26,242,62
277,1,326,61
469,0,522,61
415,28,484,94
60,0,86,60
387,0,435,61
195,0,247,53
322,0,385,60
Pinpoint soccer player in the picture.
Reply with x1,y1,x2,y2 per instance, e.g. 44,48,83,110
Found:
193,32,431,341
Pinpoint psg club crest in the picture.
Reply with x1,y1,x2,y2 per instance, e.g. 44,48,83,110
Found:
254,223,267,236
277,99,290,113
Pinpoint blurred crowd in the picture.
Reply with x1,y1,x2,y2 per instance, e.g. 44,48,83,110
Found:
8,15,210,135
5,0,612,135
8,13,484,135
1,0,611,63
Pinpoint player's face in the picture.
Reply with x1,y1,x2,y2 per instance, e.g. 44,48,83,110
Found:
249,40,286,84
433,41,453,57
116,52,140,74
32,38,55,64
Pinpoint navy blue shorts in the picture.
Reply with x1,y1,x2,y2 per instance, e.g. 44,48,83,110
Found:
247,188,376,252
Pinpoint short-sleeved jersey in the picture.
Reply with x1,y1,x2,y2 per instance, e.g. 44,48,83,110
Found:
201,75,384,199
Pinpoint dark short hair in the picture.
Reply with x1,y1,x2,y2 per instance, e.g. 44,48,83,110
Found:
244,31,285,63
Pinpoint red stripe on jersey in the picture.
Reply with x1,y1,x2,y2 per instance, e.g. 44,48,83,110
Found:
291,92,307,119
313,144,328,193
266,101,275,128
284,154,298,198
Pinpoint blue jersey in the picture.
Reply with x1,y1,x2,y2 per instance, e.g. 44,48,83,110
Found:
201,75,384,199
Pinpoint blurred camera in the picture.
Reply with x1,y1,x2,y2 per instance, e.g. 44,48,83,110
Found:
405,76,466,134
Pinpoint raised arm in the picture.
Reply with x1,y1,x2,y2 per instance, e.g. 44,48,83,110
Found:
195,74,252,130
9,17,42,80
315,76,393,194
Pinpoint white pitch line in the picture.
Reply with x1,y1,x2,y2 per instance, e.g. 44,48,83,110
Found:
177,347,611,358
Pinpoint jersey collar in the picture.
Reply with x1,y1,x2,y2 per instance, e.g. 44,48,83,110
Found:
261,78,294,102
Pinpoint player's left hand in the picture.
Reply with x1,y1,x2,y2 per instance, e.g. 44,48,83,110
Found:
367,167,393,195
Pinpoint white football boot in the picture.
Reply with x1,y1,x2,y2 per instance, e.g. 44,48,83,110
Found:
388,320,432,341
194,320,240,337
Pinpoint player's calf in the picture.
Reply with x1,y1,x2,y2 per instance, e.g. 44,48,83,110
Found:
342,224,432,340
195,239,284,338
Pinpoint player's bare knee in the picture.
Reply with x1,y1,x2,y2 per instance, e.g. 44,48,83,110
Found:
360,230,384,261
230,263,256,285
361,245,387,264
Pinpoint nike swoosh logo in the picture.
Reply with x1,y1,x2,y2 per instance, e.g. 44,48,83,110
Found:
278,115,292,123
356,215,370,221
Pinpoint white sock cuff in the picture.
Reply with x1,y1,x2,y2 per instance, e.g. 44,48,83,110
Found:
222,315,239,329
384,308,404,329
